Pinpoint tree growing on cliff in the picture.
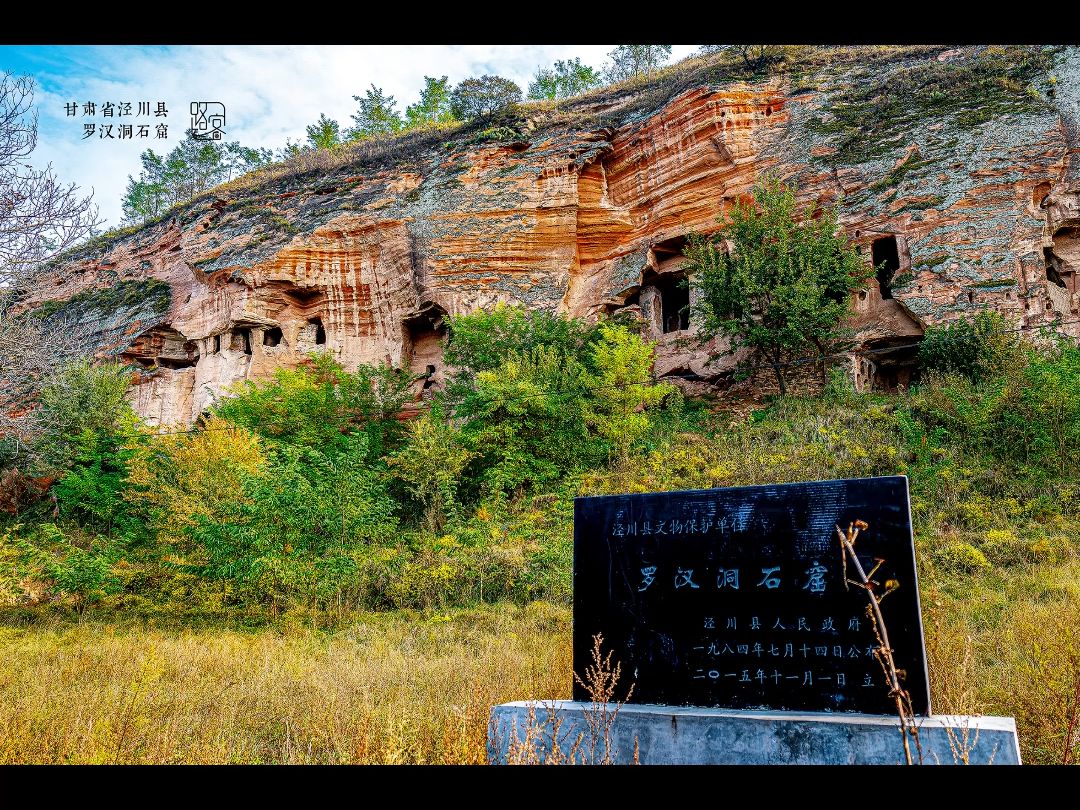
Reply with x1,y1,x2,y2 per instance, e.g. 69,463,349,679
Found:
527,58,603,101
696,45,784,71
405,76,456,129
449,76,523,121
603,45,673,83
306,114,342,150
682,178,869,396
121,132,272,223
347,85,403,140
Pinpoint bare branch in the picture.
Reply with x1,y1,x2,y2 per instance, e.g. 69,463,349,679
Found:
1,72,102,465
0,72,101,291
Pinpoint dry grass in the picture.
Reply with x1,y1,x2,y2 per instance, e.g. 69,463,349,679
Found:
2,565,1078,764
0,602,570,764
922,558,1080,764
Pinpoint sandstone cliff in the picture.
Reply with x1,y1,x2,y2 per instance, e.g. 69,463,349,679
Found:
19,45,1080,424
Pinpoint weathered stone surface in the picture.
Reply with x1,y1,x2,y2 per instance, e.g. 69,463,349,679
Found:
23,46,1080,424
488,701,1022,765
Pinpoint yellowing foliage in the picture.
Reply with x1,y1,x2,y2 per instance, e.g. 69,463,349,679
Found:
124,419,266,547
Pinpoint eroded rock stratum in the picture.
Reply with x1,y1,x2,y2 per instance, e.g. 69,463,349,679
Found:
23,46,1080,424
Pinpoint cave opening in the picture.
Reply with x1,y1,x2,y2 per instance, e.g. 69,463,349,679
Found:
872,236,900,300
232,329,253,355
213,334,221,353
283,287,323,306
863,336,921,393
1033,181,1052,208
156,356,198,370
405,304,448,393
263,327,283,347
655,272,690,333
309,317,327,345
601,288,641,319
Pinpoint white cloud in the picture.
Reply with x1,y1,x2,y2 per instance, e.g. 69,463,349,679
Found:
20,45,699,227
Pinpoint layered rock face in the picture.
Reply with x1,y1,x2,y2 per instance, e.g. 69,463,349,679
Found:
24,46,1080,424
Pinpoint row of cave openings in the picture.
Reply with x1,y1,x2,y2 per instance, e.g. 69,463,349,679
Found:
205,319,329,356
137,210,1075,396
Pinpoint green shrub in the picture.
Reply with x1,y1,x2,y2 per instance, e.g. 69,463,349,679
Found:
910,337,1080,474
387,406,474,533
918,311,1019,379
213,353,414,459
32,360,135,473
448,314,672,497
188,434,399,603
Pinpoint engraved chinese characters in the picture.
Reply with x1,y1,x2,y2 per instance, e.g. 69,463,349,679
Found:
572,476,931,714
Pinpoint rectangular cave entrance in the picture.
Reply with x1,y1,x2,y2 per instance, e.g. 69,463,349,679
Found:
405,305,448,394
656,271,690,333
872,236,900,300
231,328,253,355
641,269,690,335
263,327,283,347
863,336,921,393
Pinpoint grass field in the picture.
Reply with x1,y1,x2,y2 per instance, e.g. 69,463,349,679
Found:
0,603,570,764
1,566,1079,765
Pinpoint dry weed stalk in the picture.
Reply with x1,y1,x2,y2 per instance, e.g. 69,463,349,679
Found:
939,717,998,765
1065,672,1080,765
837,519,923,765
494,633,637,765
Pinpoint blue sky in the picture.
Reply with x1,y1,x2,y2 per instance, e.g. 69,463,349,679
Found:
0,45,699,227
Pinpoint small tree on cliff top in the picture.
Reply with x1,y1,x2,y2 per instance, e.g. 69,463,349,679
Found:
682,178,869,396
449,76,522,121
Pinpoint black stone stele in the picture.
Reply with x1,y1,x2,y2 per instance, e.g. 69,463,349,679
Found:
573,476,931,715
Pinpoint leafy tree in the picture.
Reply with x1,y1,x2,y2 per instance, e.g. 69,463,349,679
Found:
33,360,135,472
449,76,523,121
347,85,403,139
124,418,266,547
50,424,139,534
27,361,142,533
696,44,783,70
121,131,272,223
461,343,597,495
682,177,869,396
387,406,474,533
585,323,675,462
8,524,119,609
226,142,274,176
405,76,456,129
189,435,399,597
306,114,341,150
527,58,603,100
445,307,671,494
443,304,599,399
603,45,673,83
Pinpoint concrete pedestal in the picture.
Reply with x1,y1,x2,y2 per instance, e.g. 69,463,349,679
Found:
488,701,1021,765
